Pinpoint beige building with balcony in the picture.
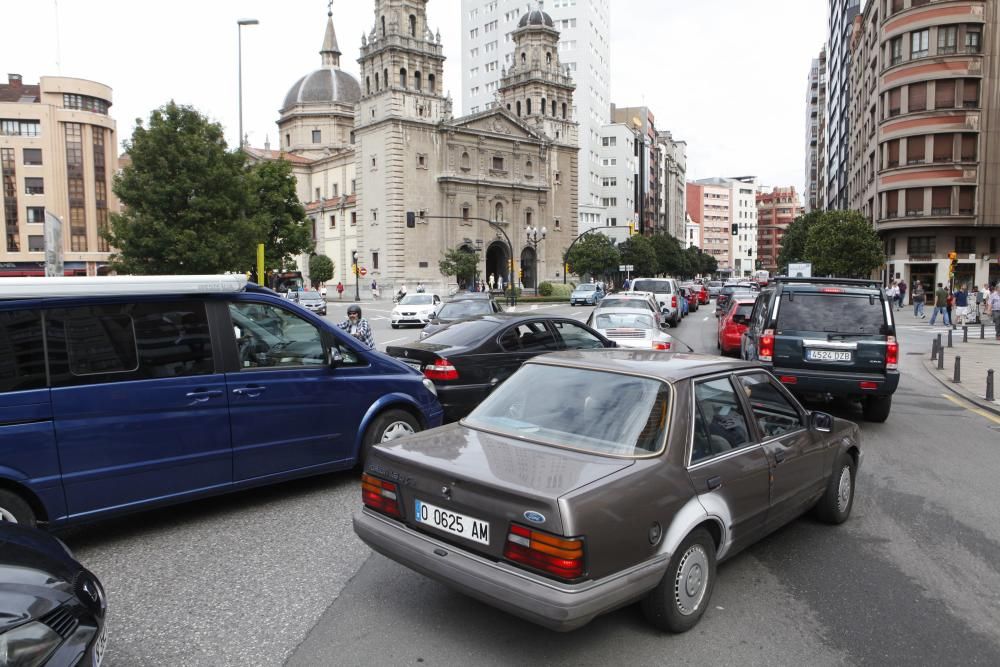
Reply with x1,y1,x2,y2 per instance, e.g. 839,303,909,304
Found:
0,74,118,276
848,0,999,291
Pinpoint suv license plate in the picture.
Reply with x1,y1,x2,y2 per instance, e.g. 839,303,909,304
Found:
415,500,490,545
808,350,852,362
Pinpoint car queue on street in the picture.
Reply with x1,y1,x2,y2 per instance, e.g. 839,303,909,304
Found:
0,273,881,662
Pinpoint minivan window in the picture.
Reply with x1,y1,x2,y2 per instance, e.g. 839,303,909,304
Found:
0,310,46,392
633,279,672,294
779,293,886,334
230,302,324,369
47,302,214,386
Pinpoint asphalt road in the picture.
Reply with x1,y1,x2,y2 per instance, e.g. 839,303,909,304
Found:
58,299,1000,666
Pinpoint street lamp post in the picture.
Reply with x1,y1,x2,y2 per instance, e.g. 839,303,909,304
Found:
237,18,259,149
525,225,546,293
352,250,360,301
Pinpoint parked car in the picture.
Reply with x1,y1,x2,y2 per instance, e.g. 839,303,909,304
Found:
742,277,899,422
627,278,683,326
391,293,443,329
692,283,710,305
588,309,674,350
681,285,700,313
587,292,664,328
355,351,862,633
717,297,756,356
421,294,504,339
715,282,759,316
706,281,724,298
570,283,605,307
295,290,327,316
0,275,442,527
386,314,614,422
0,523,109,666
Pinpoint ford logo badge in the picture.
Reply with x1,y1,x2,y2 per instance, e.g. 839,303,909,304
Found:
523,511,545,524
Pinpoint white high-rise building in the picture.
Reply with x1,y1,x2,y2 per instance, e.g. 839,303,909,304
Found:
596,122,638,245
461,0,611,234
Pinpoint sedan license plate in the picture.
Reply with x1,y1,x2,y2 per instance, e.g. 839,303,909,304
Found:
807,349,852,362
415,499,490,545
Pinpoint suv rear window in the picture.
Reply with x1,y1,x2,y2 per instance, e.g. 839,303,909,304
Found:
779,293,886,334
633,279,672,294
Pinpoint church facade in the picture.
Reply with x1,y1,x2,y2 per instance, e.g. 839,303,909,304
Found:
249,0,578,294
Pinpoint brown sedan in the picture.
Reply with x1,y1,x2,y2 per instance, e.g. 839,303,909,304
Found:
353,351,862,633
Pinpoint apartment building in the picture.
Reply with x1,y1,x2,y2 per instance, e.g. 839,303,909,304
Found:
657,130,687,241
846,0,999,290
826,0,863,211
596,121,637,244
1,74,118,276
461,0,611,233
610,104,660,235
805,47,828,211
687,180,733,276
757,186,804,273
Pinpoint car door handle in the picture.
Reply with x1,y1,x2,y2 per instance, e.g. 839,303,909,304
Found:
774,449,786,464
707,476,722,491
185,390,222,403
233,386,267,398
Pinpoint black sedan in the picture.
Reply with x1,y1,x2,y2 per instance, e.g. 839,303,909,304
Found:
0,523,108,666
420,294,504,339
387,313,614,422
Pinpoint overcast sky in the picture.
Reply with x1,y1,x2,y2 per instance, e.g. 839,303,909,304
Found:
3,0,826,196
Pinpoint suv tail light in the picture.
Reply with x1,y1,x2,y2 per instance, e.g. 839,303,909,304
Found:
671,295,678,308
361,473,402,518
759,329,774,362
886,336,898,370
503,523,585,581
652,341,671,350
423,358,459,381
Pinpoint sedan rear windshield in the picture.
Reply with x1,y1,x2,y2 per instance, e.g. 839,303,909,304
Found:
779,293,887,334
599,298,652,311
464,364,670,457
633,279,673,294
421,318,499,345
595,313,656,330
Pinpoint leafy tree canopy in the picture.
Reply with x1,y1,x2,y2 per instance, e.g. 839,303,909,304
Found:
566,233,620,280
650,233,684,276
439,247,479,284
246,159,313,271
777,210,824,271
804,210,884,278
618,235,658,277
308,254,334,287
105,101,257,274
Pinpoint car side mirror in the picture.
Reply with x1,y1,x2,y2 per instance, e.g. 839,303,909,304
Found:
811,411,833,432
326,347,344,368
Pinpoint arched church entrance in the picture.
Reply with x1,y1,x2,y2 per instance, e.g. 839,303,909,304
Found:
486,241,508,291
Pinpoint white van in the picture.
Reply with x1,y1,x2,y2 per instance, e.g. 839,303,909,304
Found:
627,278,683,326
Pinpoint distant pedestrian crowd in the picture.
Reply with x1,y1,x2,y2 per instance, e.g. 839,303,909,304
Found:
890,278,1000,339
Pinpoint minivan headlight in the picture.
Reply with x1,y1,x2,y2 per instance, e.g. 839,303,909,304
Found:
0,621,64,667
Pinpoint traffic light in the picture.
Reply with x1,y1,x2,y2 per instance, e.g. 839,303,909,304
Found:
731,223,739,236
406,211,416,228
948,251,958,277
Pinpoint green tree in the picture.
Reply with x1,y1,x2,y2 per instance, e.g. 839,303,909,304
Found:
246,160,313,271
565,233,620,280
105,101,257,274
618,235,658,277
776,210,823,271
697,248,719,276
308,254,334,288
681,246,705,278
804,210,884,278
439,247,479,285
650,233,683,276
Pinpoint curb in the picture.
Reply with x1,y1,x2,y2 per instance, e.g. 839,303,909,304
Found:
921,359,1000,417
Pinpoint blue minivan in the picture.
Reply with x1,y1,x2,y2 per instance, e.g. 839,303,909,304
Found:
0,275,442,527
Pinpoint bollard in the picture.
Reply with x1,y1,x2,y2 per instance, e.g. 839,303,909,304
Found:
931,337,939,361
938,345,945,370
983,322,987,340
963,325,968,343
988,369,995,402
948,328,953,348
953,356,961,384
937,333,942,354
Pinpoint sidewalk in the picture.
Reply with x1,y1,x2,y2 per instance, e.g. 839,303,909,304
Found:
896,305,1000,415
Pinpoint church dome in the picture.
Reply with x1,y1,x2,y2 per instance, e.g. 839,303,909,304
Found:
518,7,554,28
282,67,360,111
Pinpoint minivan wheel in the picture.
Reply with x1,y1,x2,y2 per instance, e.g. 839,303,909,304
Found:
814,453,856,525
641,528,716,633
0,489,36,526
862,395,892,423
360,409,420,466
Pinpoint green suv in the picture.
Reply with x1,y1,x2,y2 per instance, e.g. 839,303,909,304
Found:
742,277,899,422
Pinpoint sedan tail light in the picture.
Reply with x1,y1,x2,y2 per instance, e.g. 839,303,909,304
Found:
361,473,402,518
503,523,585,581
759,329,775,362
652,341,671,350
423,358,459,381
885,336,898,370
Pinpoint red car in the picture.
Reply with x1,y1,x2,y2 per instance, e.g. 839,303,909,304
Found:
694,283,710,305
717,297,756,356
682,285,699,313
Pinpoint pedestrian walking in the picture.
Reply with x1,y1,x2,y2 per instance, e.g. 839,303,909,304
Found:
336,281,344,300
953,284,969,327
897,280,906,310
488,273,496,291
371,279,379,300
946,289,955,324
416,282,426,293
929,283,950,326
886,282,899,309
912,280,926,318
989,285,1000,340
336,304,375,349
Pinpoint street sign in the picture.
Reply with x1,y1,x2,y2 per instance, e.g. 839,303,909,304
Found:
359,267,368,277
619,265,626,272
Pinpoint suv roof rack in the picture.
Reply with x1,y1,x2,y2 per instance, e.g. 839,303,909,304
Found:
0,274,249,299
772,276,880,288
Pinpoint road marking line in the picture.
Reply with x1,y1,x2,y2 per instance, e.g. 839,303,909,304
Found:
703,316,709,321
941,394,1000,425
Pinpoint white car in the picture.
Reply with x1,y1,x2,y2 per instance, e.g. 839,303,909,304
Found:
391,293,442,328
589,309,674,350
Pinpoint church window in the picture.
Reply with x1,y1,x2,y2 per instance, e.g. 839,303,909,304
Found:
351,211,357,225
507,103,511,111
312,130,321,144
527,99,532,115
525,160,533,177
428,74,435,94
461,151,471,170
316,187,321,200
492,156,505,171
330,215,336,228
551,100,556,116
525,210,533,227
371,155,377,170
541,98,546,116
555,171,562,184
516,101,522,117
351,179,356,193
372,252,379,270
546,52,552,66
414,71,422,91
366,77,371,94
417,154,427,168
521,52,526,64
554,217,561,230
399,68,407,88
562,103,567,119
285,133,290,147
381,16,386,36
495,202,504,221
409,15,416,37
332,183,339,197
375,73,380,90
462,206,470,220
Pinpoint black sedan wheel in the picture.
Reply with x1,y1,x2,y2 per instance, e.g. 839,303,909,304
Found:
641,527,716,633
814,453,856,525
0,489,35,526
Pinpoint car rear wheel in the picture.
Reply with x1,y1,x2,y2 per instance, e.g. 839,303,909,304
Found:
641,527,716,633
862,395,891,422
0,489,36,526
814,453,856,524
391,323,399,329
360,409,420,466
